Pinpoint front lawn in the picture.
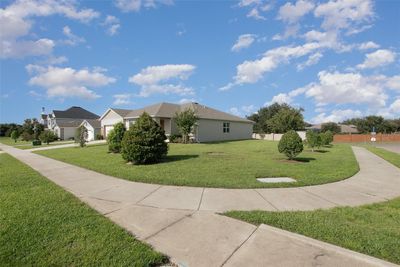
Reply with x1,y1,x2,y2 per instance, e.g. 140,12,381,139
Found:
0,136,74,149
364,145,400,168
36,140,359,188
0,153,168,266
225,198,400,264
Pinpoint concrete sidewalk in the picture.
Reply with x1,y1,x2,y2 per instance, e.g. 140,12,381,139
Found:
25,140,106,152
1,144,398,267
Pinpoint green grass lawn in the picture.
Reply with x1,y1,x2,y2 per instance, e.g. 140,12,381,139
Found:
225,198,400,264
36,140,359,188
363,145,400,168
0,153,168,266
0,136,74,149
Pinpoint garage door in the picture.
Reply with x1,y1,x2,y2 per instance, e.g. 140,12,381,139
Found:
104,125,114,138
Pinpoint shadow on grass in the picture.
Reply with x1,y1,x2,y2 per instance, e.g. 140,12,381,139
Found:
315,149,329,153
293,157,316,163
161,154,199,163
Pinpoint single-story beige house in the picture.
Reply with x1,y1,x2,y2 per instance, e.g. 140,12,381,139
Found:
99,102,254,142
306,123,359,133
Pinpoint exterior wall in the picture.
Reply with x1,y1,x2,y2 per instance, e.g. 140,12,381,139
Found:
253,131,306,141
125,117,174,135
62,127,76,140
334,133,400,143
196,119,253,142
100,110,123,137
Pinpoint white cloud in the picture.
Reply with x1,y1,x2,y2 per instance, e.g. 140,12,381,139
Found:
386,75,400,91
247,8,266,20
115,0,173,12
27,65,116,99
102,15,121,36
297,52,323,70
272,24,300,40
178,98,196,104
278,0,314,23
60,26,85,46
229,107,241,116
358,41,379,50
311,109,363,124
357,49,396,69
266,87,306,106
129,64,196,97
314,0,374,31
229,105,256,117
113,94,132,105
304,71,388,107
0,0,99,58
231,34,256,52
238,0,261,7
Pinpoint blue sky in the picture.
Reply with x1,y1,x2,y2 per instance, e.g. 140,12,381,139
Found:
1,0,399,124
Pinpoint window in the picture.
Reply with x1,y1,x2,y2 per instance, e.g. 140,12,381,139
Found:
223,122,230,133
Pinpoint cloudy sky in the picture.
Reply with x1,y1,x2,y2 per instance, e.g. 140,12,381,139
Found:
1,0,399,123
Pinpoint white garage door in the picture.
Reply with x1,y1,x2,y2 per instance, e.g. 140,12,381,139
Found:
104,125,114,138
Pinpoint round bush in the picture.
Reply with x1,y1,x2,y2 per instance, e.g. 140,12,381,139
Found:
107,122,126,153
121,112,168,164
278,130,303,160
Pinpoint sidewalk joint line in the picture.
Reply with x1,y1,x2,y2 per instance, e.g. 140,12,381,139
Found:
253,189,279,211
197,188,205,210
299,188,340,206
135,185,163,204
220,226,259,267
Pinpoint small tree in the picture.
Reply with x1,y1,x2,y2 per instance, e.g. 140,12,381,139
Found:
107,122,126,153
10,130,19,143
173,108,198,144
278,130,303,160
75,126,88,147
39,130,57,145
121,112,168,164
320,130,334,146
306,130,322,152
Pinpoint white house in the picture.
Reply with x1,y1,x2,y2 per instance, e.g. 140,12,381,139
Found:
45,106,100,140
99,102,254,142
80,119,101,141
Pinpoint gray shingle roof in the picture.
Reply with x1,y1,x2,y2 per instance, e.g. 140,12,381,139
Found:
124,102,253,123
56,119,83,127
82,119,101,129
53,106,99,119
110,108,132,117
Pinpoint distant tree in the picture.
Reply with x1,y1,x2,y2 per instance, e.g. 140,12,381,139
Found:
21,118,43,140
321,122,341,134
306,130,321,152
341,116,398,133
278,130,303,160
10,130,19,143
107,122,126,153
75,126,88,147
248,103,305,133
39,130,57,145
320,130,334,146
267,107,305,133
0,123,22,137
121,112,168,164
173,108,198,144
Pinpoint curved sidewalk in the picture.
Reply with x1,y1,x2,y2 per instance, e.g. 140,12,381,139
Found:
1,144,399,267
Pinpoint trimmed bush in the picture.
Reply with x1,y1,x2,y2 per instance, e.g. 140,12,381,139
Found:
169,134,182,143
278,130,303,160
95,133,104,140
321,130,334,146
107,122,126,153
32,140,42,146
121,112,168,164
306,130,321,152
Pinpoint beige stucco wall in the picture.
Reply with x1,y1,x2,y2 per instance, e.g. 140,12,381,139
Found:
100,110,124,137
196,119,253,142
62,127,76,140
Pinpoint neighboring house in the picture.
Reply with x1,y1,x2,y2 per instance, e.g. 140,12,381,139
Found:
306,123,359,134
47,106,100,140
80,119,101,141
39,107,48,128
99,102,254,142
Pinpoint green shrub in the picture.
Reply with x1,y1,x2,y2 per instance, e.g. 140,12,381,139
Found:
75,126,88,147
169,134,182,143
21,132,33,141
10,130,19,143
32,140,42,146
278,130,303,160
95,133,104,140
121,112,168,164
107,122,126,153
321,130,334,146
39,130,57,145
306,130,321,152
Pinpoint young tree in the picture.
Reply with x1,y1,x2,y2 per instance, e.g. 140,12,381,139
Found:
39,130,57,145
306,130,321,152
173,108,198,144
321,122,341,133
121,112,168,164
10,130,19,143
75,126,88,147
320,130,334,146
278,130,303,160
107,122,126,153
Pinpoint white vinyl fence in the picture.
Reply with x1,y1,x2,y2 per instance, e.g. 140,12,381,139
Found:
252,131,306,141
